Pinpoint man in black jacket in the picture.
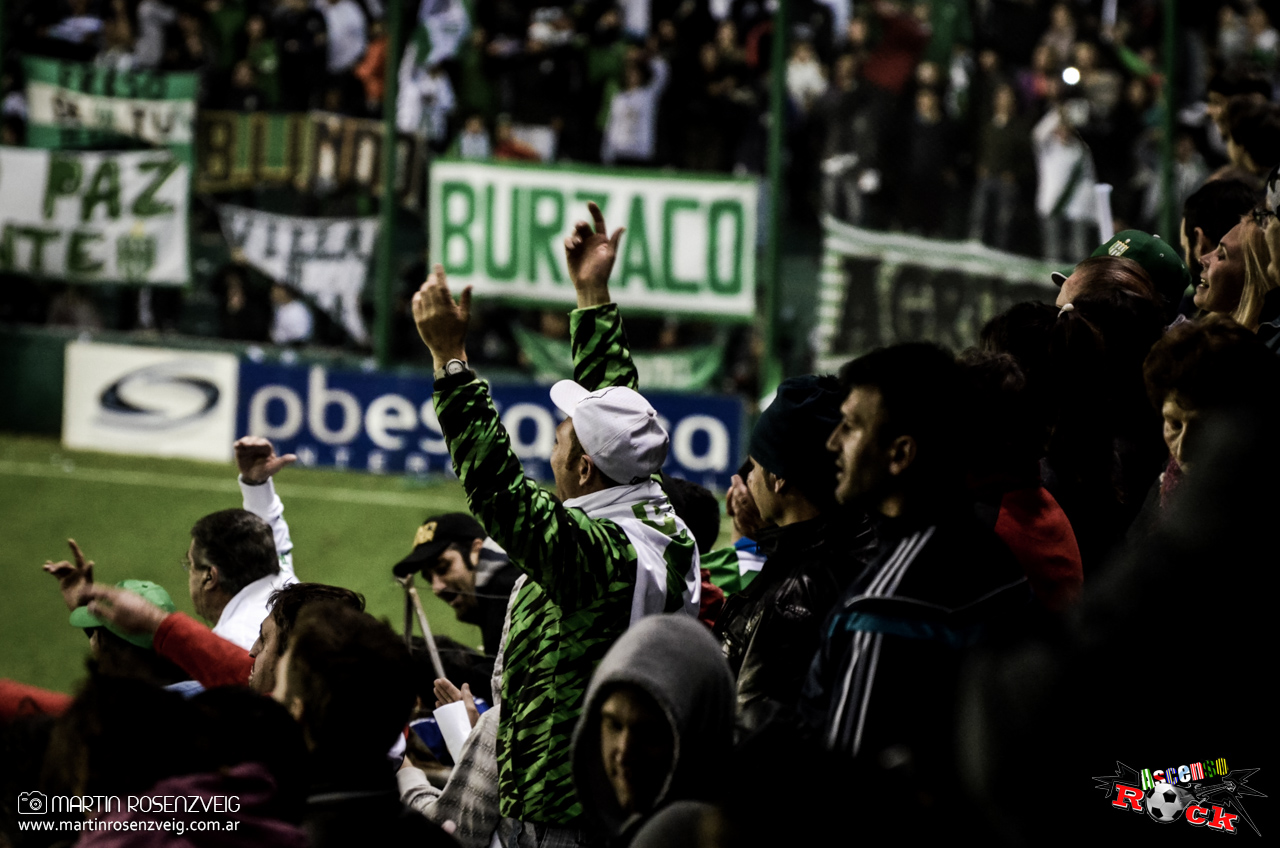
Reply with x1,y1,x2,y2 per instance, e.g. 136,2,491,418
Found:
798,344,1028,793
712,375,874,734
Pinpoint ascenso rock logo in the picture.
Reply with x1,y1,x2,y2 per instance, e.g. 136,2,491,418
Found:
1095,760,1265,835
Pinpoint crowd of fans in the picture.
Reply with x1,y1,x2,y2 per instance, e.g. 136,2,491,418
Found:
3,155,1278,842
3,0,1280,383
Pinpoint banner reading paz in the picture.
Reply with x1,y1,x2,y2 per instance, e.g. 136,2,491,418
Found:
430,160,758,321
0,146,190,284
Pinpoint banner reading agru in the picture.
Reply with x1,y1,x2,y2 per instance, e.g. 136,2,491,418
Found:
430,160,757,321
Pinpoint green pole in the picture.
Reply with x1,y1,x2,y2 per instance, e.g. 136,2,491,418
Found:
762,0,788,400
1160,0,1176,241
375,0,404,369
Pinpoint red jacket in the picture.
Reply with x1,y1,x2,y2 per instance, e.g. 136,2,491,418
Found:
0,616,251,721
993,486,1084,612
0,679,72,720
154,612,254,689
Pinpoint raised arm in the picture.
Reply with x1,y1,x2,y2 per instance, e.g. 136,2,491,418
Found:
78,584,253,688
235,436,297,578
413,267,634,611
564,202,639,391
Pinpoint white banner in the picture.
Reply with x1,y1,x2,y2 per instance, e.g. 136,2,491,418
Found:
0,147,190,284
63,342,239,462
430,160,758,320
217,205,378,344
26,81,196,148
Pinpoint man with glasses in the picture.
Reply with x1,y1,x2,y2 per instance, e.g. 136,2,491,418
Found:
181,436,299,649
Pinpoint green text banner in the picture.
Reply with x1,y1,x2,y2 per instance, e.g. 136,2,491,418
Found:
24,57,197,153
430,160,758,321
511,325,723,391
0,146,190,285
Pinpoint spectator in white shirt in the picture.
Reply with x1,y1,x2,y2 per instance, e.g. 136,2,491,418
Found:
317,0,367,74
786,41,828,115
1033,103,1098,263
601,55,670,165
270,284,314,346
132,0,176,70
399,63,455,143
184,438,299,651
457,114,492,159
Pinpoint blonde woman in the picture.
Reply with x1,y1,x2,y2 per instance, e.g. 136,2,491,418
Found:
1256,166,1280,351
1230,213,1277,330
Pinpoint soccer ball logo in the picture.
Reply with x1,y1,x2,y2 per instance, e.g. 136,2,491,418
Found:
1145,782,1187,823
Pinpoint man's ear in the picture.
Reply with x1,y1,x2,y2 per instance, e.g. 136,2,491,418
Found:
204,564,220,590
770,472,786,495
288,695,305,724
1194,226,1211,255
886,435,918,477
468,537,484,568
578,452,596,487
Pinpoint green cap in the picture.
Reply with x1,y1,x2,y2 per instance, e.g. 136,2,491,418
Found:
69,579,176,650
1090,230,1193,308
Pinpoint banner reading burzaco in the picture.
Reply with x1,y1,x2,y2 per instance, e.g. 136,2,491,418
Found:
0,147,190,285
430,160,757,321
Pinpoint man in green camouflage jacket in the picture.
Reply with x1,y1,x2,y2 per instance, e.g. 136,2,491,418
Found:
411,203,700,845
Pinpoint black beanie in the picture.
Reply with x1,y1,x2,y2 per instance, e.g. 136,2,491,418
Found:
748,375,844,503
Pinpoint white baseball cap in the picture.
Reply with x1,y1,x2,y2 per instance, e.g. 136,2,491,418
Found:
549,381,668,484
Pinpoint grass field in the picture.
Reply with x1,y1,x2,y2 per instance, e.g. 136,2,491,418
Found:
0,433,733,695
0,433,485,695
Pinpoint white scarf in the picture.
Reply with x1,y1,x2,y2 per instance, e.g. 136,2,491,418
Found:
565,480,701,625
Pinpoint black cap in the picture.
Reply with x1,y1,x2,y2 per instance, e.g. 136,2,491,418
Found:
748,375,843,502
392,513,486,578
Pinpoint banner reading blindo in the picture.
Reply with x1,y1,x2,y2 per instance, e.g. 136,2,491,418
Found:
430,160,757,321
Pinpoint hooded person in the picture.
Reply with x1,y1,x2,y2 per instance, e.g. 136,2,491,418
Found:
571,614,734,848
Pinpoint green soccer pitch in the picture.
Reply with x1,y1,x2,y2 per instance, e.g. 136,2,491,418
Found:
0,434,734,695
0,433,482,695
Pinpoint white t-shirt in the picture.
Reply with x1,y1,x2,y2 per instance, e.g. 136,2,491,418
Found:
601,58,670,163
318,0,368,73
271,299,314,345
133,0,177,69
211,478,299,651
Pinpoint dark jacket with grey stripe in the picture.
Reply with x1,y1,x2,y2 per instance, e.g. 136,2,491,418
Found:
798,502,1029,782
713,511,875,735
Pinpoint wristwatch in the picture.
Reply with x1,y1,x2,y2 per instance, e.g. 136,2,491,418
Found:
434,358,470,380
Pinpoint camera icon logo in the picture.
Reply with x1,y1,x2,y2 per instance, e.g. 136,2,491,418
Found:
18,791,47,814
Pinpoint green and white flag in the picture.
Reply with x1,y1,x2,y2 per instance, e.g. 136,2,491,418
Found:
0,146,190,284
816,215,1059,370
511,324,724,391
23,57,197,157
414,0,471,66
430,159,758,321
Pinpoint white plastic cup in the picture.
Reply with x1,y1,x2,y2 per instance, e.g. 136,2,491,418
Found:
433,700,473,763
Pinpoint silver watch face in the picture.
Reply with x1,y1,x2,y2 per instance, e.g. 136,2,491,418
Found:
446,359,467,376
